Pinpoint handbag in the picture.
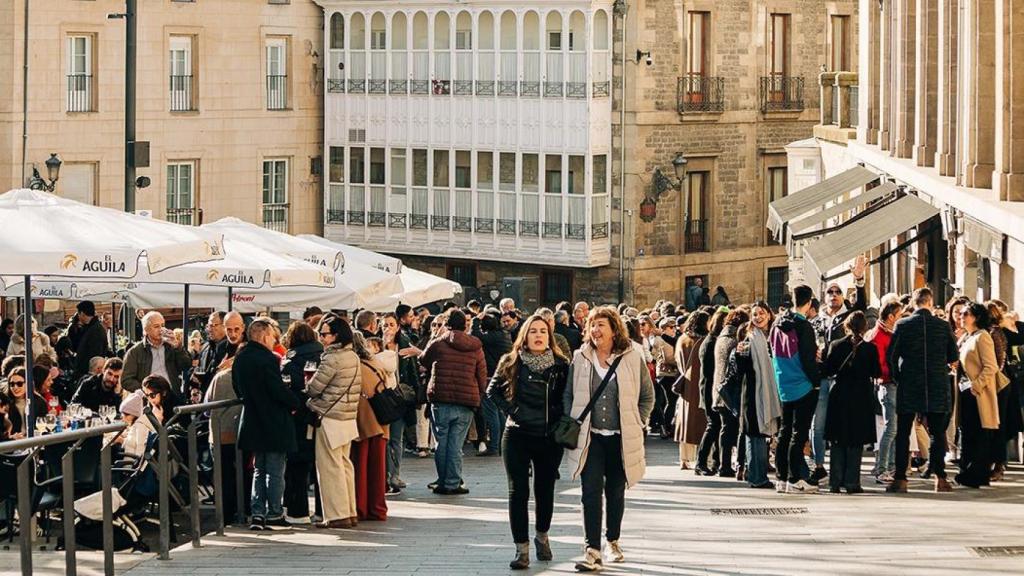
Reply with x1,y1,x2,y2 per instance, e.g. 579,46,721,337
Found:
551,355,623,450
365,362,407,425
996,370,1011,392
307,369,360,428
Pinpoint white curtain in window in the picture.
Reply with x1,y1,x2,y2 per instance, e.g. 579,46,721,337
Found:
349,185,365,211
477,191,494,219
499,192,516,220
455,190,471,217
522,194,539,222
433,189,450,217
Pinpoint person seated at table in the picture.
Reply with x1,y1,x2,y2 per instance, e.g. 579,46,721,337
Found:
118,390,155,458
33,363,62,415
141,374,184,426
72,357,126,411
1,367,47,439
0,394,13,440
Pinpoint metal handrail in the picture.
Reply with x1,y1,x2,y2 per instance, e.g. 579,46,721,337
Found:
147,398,243,560
1,422,127,576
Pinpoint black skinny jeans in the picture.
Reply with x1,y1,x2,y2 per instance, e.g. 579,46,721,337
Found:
657,376,679,432
696,409,722,470
894,410,950,481
957,390,992,485
775,390,817,483
284,458,313,518
580,433,627,550
502,429,563,544
718,408,739,472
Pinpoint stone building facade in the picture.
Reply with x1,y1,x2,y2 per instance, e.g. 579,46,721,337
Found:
0,0,324,234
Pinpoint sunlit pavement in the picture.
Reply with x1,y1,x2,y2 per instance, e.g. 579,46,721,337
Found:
6,439,1024,575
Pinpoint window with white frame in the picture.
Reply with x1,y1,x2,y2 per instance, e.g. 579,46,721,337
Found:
265,38,288,110
169,36,194,111
67,35,93,112
166,161,197,225
262,159,289,231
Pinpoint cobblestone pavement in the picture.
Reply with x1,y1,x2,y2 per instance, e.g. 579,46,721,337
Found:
6,438,1024,575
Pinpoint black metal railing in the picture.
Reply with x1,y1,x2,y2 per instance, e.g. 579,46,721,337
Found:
67,74,93,112
567,82,587,99
368,211,386,226
593,81,610,98
454,80,473,95
759,76,804,112
677,74,724,113
389,79,408,94
544,81,564,98
498,81,518,97
368,79,387,94
520,81,540,97
169,74,195,111
410,214,428,229
1,422,127,576
328,78,345,93
474,218,494,233
592,222,608,239
266,75,288,110
431,215,451,230
685,218,709,252
262,203,288,232
326,209,345,223
475,80,495,96
348,79,366,93
167,207,202,226
566,223,586,240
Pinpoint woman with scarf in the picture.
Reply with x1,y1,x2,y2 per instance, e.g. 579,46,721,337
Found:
822,311,881,493
724,301,781,489
486,314,569,570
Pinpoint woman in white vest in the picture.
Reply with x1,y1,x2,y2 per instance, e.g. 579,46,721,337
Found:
563,307,655,572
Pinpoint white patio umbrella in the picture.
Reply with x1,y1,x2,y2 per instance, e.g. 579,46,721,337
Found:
203,217,345,270
299,234,403,274
0,188,226,435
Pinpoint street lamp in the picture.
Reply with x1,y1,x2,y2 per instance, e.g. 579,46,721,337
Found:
28,153,62,192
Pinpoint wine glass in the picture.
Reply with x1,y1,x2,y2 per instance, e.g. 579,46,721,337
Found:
304,361,318,382
44,414,57,434
35,417,49,436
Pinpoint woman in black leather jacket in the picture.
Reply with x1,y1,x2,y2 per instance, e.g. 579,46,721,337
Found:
281,321,324,523
486,314,569,571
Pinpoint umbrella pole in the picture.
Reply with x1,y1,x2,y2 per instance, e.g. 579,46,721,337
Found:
183,284,190,396
227,287,233,312
23,275,35,437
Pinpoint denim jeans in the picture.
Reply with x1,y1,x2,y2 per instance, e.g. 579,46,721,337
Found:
744,435,769,486
387,417,406,487
251,451,287,520
873,383,897,475
811,379,831,467
481,396,505,454
432,403,474,490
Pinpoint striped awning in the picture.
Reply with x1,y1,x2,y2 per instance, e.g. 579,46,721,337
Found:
767,166,879,241
802,194,940,283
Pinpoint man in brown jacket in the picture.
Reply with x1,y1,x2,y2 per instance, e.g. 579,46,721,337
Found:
420,309,487,495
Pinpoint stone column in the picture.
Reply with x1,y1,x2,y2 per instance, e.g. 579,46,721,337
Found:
894,0,917,159
961,0,996,189
914,0,938,166
861,0,882,144
993,0,1024,201
935,0,959,175
879,0,893,150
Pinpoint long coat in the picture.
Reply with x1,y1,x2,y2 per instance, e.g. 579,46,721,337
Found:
960,330,1001,430
888,308,959,414
232,342,300,453
823,335,880,445
674,334,706,443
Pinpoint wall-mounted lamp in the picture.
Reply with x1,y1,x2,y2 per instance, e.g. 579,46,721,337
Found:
635,49,652,66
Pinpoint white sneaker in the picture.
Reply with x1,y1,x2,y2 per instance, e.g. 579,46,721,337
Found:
786,479,819,494
775,481,787,493
606,540,624,563
285,515,310,525
478,442,488,454
574,547,603,572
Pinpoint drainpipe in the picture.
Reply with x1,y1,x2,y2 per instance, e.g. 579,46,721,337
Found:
21,0,29,186
615,0,628,303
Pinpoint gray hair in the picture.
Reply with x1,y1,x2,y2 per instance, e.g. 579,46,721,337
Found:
88,356,105,372
141,311,164,331
355,309,377,330
536,307,554,321
499,298,515,310
351,331,374,361
555,310,570,325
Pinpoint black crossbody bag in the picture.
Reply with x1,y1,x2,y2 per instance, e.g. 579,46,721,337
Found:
551,356,623,450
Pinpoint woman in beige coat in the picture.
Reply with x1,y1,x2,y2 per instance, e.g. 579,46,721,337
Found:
563,307,654,572
955,302,1001,489
306,316,362,529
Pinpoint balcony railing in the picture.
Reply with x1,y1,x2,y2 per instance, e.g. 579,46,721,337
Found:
677,74,724,113
685,219,709,253
759,76,804,113
67,74,93,112
167,207,201,226
169,74,195,111
323,77,617,101
266,75,287,110
262,203,289,232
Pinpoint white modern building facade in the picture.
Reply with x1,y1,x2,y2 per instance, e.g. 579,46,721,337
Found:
316,1,614,298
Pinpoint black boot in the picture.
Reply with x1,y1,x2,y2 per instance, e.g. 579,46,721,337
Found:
510,542,530,570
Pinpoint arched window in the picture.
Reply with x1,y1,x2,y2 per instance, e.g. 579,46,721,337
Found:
330,13,344,50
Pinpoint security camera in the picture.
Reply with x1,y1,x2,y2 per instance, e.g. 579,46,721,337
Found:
635,50,652,66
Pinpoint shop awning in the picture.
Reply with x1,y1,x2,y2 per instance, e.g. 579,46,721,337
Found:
766,165,879,240
788,182,898,236
963,216,1005,263
802,194,940,283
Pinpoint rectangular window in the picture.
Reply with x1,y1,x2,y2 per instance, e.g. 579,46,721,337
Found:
391,149,407,186
593,155,607,194
477,152,493,190
522,154,539,193
499,153,516,191
687,11,710,76
167,161,196,225
370,148,385,185
544,155,562,194
412,149,428,186
371,30,387,50
261,159,289,231
455,151,471,189
266,38,288,110
769,14,790,77
830,15,849,71
67,35,93,112
547,32,562,51
541,269,573,305
568,156,584,195
686,171,710,253
349,148,365,184
169,36,194,111
447,262,477,288
433,150,450,187
767,266,790,309
766,165,787,245
329,147,344,183
456,30,472,50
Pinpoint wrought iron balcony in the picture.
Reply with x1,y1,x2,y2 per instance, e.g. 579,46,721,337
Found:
166,207,201,226
677,74,724,113
262,203,289,232
67,74,93,112
169,75,195,112
266,75,288,110
685,219,709,253
759,76,804,113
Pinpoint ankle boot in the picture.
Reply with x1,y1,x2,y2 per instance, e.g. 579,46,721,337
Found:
534,532,552,561
509,542,530,570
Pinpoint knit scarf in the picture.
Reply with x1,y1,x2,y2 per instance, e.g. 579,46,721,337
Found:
749,327,783,436
520,349,555,374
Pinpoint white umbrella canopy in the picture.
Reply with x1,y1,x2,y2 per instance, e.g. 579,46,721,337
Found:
299,234,403,274
366,267,463,311
203,217,344,271
0,188,225,276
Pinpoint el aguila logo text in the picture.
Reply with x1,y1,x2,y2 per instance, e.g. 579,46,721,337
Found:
61,253,126,273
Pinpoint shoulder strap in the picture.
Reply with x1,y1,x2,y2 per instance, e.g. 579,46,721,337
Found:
360,359,388,391
576,355,624,424
322,367,360,413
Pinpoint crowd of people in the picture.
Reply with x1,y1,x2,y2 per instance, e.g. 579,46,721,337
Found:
1,259,1023,572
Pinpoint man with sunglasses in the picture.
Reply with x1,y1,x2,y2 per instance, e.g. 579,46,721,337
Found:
807,255,868,484
190,311,229,393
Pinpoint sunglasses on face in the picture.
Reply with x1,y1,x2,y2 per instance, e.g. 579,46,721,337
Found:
8,379,25,388
144,391,160,399
826,289,843,295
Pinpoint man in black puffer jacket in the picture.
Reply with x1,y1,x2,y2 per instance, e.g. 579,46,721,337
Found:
885,287,959,493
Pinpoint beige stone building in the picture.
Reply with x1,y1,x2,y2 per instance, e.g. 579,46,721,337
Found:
781,0,1024,310
0,0,324,234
